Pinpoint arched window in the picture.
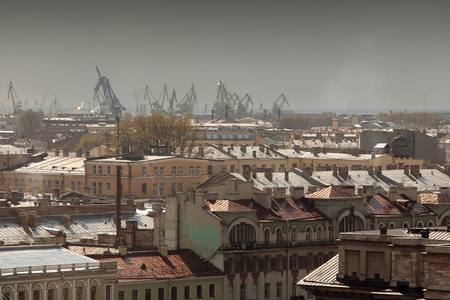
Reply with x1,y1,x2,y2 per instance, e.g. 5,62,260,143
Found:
441,216,450,226
276,228,283,244
264,228,270,244
230,222,256,244
317,226,323,240
306,227,312,241
328,225,334,240
388,222,395,229
338,214,364,232
427,220,434,227
416,221,424,228
290,227,297,242
402,222,410,228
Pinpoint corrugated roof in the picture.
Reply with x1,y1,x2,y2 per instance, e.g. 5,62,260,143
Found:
96,249,223,281
420,193,450,204
365,194,435,217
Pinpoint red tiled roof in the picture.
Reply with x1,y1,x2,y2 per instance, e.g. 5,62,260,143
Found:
96,249,223,282
207,198,327,222
365,194,435,217
306,186,362,199
420,193,450,205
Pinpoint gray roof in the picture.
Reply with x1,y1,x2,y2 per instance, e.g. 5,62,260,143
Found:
0,212,153,245
0,245,100,276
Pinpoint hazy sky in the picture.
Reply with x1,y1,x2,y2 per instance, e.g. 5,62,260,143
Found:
1,0,450,114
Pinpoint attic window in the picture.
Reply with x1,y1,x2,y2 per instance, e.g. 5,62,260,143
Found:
141,263,147,271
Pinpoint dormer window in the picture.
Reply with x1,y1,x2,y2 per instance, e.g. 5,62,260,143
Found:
230,222,256,244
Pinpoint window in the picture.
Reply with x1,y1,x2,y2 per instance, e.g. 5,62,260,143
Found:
178,182,183,193
228,258,234,273
76,287,83,300
290,227,297,242
33,291,40,300
153,167,158,176
172,183,177,195
184,286,191,299
160,183,165,196
70,181,74,191
132,290,138,300
172,166,177,176
93,166,96,175
106,286,112,300
145,289,151,300
47,286,54,300
252,284,257,299
171,287,177,300
276,282,282,298
318,252,323,265
107,166,111,175
252,256,259,273
4,292,10,300
91,286,97,300
197,285,203,298
339,214,364,232
306,227,312,241
240,284,246,300
264,255,271,272
229,222,256,244
92,182,97,194
264,228,270,244
19,292,25,300
276,228,283,243
178,166,183,175
307,252,313,269
292,282,297,297
209,284,215,297
207,165,213,175
277,254,283,271
118,291,125,300
230,165,236,172
107,182,111,192
190,166,195,175
196,166,201,175
142,167,147,176
158,288,164,300
153,183,158,196
77,181,81,192
317,226,323,240
264,283,270,299
160,167,165,176
98,166,102,175
142,183,147,195
292,254,298,270
98,182,102,194
271,164,275,171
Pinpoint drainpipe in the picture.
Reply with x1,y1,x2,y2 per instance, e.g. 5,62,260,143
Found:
286,219,290,299
116,165,122,246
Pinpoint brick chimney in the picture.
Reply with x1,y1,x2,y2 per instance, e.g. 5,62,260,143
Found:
411,165,420,177
272,187,286,198
264,168,273,181
252,168,257,179
303,167,312,178
63,149,69,157
240,145,247,153
61,215,71,226
404,165,410,176
242,165,251,180
28,211,37,228
19,212,28,226
332,166,338,177
374,166,382,177
290,186,304,199
338,166,349,179
368,166,374,176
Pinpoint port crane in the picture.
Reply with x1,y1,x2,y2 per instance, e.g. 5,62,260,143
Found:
7,81,23,115
167,89,177,114
93,66,126,115
272,94,289,119
176,84,197,115
236,94,253,118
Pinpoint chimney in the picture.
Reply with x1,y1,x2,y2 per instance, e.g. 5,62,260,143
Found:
375,166,382,177
445,164,450,175
118,245,127,256
255,189,272,209
322,147,327,154
357,185,374,199
55,150,60,157
63,149,69,157
158,245,168,257
404,165,410,176
398,163,404,169
264,168,273,181
285,171,289,182
259,144,265,152
230,144,234,150
272,187,286,198
252,151,257,158
198,147,204,157
294,145,300,152
338,166,349,179
75,148,82,157
19,212,28,226
265,147,270,155
85,151,90,158
302,167,312,178
218,144,223,150
368,165,374,176
389,186,398,203
242,165,251,180
28,211,37,228
420,228,429,238
206,192,218,201
411,165,420,177
55,232,67,246
308,186,318,193
240,145,247,153
125,221,138,250
227,147,231,154
252,168,257,179
290,186,304,199
61,215,71,226
332,166,338,177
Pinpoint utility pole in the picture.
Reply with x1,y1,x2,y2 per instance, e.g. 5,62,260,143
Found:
417,92,431,112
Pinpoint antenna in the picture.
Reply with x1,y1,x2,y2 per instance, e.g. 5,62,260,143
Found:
417,92,431,112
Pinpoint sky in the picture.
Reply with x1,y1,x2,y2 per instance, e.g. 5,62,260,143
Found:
1,0,450,115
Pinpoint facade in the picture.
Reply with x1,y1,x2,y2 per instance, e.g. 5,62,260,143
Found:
0,244,117,300
299,228,450,299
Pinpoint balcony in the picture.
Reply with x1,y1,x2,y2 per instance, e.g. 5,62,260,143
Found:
220,239,338,251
